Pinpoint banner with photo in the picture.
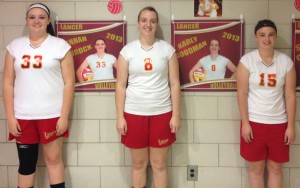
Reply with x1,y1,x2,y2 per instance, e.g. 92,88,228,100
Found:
292,19,300,91
171,19,244,91
56,21,126,92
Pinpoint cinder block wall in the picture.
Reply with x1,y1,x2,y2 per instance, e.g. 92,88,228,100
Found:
0,0,300,188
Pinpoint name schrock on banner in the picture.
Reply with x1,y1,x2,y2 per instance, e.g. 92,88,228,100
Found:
171,20,244,91
56,21,126,92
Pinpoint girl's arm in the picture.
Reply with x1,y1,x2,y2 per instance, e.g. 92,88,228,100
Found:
189,61,201,83
115,55,129,135
76,59,89,82
56,51,75,136
236,62,252,143
226,60,237,79
3,51,21,137
284,65,296,145
169,53,181,133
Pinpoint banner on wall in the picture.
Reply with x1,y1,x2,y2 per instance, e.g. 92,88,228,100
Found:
56,21,126,92
171,19,244,91
292,19,300,91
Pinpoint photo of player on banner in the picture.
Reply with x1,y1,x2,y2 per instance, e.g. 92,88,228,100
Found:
75,38,118,82
188,38,237,82
194,0,223,18
292,19,300,91
171,19,244,91
56,21,126,92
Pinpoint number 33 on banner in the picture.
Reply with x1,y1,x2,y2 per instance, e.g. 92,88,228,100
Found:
107,0,123,14
295,0,300,11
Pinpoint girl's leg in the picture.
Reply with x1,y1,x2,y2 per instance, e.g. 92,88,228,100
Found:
42,137,65,186
267,160,283,188
248,160,266,188
149,147,169,188
131,148,149,188
17,143,39,188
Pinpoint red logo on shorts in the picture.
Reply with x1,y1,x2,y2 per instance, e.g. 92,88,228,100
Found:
158,139,169,145
295,0,300,11
44,131,56,140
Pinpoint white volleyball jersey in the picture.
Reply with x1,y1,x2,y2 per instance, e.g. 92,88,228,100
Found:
86,53,116,80
199,55,228,80
120,39,175,115
6,35,71,119
210,4,218,18
240,49,293,124
198,1,211,16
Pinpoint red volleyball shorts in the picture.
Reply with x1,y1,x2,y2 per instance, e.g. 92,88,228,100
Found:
240,121,289,163
121,112,176,149
9,117,69,144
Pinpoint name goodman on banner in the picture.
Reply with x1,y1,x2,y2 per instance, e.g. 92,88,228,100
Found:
171,19,244,92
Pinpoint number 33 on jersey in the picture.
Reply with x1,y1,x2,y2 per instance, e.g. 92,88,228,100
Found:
21,55,43,69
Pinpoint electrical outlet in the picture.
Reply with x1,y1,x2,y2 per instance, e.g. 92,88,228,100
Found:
187,165,198,181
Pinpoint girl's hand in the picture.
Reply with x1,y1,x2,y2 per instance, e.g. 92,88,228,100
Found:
241,123,253,143
8,118,22,137
116,117,127,135
56,117,68,136
170,116,180,133
285,127,296,145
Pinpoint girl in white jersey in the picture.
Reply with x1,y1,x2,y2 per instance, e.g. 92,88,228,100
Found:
115,6,180,188
197,0,211,17
236,19,296,188
189,39,236,82
76,38,117,82
209,0,219,18
3,3,74,188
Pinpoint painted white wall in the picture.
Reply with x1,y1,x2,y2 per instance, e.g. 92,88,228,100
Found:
0,0,300,188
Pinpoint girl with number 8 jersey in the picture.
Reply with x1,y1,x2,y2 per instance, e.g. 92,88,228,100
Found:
115,6,180,188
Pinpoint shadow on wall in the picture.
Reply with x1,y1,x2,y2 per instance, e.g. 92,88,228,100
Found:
156,25,165,40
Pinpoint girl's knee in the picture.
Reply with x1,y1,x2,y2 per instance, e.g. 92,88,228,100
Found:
44,154,63,166
132,158,148,170
248,161,265,175
150,159,167,171
267,160,283,175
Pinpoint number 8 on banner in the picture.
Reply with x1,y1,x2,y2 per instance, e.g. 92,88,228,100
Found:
295,0,300,11
107,0,123,14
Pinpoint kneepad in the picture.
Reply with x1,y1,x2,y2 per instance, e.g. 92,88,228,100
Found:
16,143,39,175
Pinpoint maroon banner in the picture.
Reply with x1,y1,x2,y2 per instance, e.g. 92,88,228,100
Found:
56,21,126,92
292,19,300,91
171,20,244,91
